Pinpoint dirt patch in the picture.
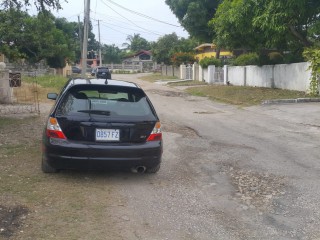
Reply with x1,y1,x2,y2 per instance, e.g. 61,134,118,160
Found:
223,166,286,212
148,89,188,98
193,111,216,114
0,205,29,238
162,120,200,138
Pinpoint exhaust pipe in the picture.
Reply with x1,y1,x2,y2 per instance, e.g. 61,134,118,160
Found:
131,166,146,173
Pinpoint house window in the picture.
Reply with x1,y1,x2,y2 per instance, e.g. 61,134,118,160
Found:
139,54,150,61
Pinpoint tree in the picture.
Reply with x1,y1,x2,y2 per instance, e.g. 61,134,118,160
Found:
0,8,29,60
54,17,79,63
165,0,220,42
171,52,195,66
122,34,150,52
151,33,180,64
0,9,77,67
253,0,320,48
1,0,62,10
210,0,266,52
152,33,198,64
210,0,320,61
102,44,123,64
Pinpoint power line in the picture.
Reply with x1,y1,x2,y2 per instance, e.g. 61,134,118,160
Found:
105,0,182,28
92,11,188,39
98,0,162,36
91,16,166,36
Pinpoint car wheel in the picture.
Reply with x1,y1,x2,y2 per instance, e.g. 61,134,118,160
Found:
146,164,160,173
41,155,58,173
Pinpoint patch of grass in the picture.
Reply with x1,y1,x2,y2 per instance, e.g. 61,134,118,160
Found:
186,85,311,106
168,80,208,86
0,118,24,128
23,75,68,91
21,76,68,102
139,73,178,82
0,116,38,128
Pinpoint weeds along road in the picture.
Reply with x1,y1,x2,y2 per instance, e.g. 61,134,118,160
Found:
1,73,320,240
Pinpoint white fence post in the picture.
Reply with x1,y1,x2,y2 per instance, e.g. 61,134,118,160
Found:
0,69,13,104
180,64,186,79
199,65,203,81
224,65,228,85
193,62,199,81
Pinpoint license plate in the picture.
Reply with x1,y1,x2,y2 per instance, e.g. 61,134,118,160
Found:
96,129,120,141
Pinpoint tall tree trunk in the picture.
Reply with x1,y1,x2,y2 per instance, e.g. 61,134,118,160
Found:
216,48,221,59
288,25,312,47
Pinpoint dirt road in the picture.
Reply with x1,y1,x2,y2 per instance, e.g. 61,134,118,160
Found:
1,73,320,240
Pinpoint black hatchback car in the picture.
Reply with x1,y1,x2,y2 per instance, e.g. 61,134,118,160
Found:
92,67,111,79
42,78,162,173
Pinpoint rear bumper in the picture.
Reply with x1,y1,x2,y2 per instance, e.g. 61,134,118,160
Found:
43,137,162,171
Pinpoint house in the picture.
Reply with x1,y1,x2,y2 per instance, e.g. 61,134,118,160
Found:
122,50,153,64
194,43,233,61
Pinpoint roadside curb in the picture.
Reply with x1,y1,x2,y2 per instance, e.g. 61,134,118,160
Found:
262,98,320,105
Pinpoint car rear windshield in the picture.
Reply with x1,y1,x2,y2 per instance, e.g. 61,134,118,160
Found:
56,85,156,119
97,67,109,72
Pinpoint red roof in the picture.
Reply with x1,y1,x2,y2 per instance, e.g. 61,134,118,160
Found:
125,50,152,59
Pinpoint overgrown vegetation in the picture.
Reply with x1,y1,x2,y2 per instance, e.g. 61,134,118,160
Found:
199,57,222,68
186,85,311,106
23,75,68,91
303,48,320,96
233,53,259,66
168,80,207,86
171,52,195,66
139,73,178,82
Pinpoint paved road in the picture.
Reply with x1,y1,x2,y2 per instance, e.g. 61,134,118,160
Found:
105,74,320,240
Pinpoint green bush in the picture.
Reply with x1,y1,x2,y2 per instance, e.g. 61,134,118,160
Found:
283,52,305,64
171,52,195,66
199,57,222,68
268,52,284,65
234,53,259,66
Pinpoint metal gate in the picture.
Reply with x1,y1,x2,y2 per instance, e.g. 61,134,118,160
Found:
0,72,40,115
213,67,224,83
183,64,193,80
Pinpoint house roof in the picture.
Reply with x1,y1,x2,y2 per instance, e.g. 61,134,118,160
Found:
124,50,152,59
194,43,217,51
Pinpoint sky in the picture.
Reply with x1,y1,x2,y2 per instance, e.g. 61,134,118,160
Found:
45,0,189,48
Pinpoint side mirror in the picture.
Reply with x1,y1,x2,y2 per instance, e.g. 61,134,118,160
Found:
91,72,95,76
47,93,58,100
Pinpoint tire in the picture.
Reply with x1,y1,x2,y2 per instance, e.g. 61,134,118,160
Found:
146,164,160,174
41,155,58,173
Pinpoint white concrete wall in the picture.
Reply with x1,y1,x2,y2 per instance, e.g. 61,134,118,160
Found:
227,66,245,86
246,65,274,88
207,65,216,84
274,62,311,91
226,62,311,92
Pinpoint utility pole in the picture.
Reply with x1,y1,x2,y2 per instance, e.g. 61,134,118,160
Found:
78,15,83,60
98,19,102,66
81,0,90,78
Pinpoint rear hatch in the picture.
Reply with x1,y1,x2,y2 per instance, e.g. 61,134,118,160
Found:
54,84,158,143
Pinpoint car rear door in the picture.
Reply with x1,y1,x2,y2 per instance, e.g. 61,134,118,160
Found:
54,85,158,144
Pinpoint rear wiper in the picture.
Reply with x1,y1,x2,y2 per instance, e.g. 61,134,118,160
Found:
78,110,110,116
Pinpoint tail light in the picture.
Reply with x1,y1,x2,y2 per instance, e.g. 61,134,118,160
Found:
147,122,162,141
46,117,66,139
